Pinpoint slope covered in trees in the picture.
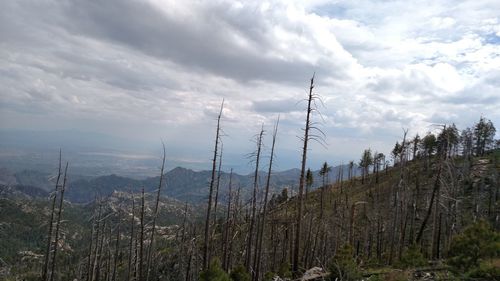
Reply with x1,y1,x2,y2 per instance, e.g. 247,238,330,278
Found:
1,79,499,281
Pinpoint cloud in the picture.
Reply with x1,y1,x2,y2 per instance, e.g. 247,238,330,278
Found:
0,0,499,172
252,98,301,113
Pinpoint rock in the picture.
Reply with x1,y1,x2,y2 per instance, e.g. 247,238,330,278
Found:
302,267,327,280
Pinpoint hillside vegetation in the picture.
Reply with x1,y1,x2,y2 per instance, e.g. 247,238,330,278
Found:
0,108,499,281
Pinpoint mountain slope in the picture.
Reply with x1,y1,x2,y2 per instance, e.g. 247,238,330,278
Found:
7,164,360,203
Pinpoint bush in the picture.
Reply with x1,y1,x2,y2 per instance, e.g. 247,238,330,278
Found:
230,265,251,281
467,260,500,279
447,220,500,278
277,263,292,278
328,245,362,281
200,259,231,281
397,244,427,269
263,271,277,281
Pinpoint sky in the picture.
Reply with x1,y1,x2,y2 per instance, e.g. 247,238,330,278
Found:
1,0,499,173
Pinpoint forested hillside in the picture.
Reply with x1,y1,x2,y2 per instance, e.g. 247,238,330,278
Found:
1,113,499,281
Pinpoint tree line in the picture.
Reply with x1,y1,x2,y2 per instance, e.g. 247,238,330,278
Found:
34,76,499,281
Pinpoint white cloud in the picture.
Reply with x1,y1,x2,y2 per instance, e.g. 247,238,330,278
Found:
0,0,499,172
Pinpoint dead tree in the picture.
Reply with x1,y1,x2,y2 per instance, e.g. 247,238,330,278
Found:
228,184,242,271
88,200,103,281
222,169,234,271
416,160,442,244
139,188,145,281
42,150,62,281
49,162,68,281
112,213,121,281
127,194,135,281
86,206,95,281
245,125,264,271
146,144,167,281
210,142,224,261
293,74,325,275
203,100,224,270
319,162,331,219
94,220,106,281
255,117,279,280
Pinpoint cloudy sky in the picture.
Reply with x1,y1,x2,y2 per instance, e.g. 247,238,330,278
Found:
1,0,499,173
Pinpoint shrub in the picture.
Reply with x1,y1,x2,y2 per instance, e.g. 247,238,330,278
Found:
397,244,427,269
263,271,277,281
200,258,231,281
328,245,362,281
447,220,500,278
229,265,251,281
277,263,292,278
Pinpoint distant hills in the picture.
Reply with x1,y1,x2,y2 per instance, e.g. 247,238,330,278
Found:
0,165,360,204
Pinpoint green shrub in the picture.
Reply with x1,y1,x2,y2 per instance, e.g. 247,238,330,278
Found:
447,220,500,278
397,244,427,269
200,258,231,281
277,263,292,278
328,245,362,281
466,260,500,279
229,265,251,281
263,271,277,281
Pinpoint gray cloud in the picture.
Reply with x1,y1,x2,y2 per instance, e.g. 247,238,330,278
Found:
252,98,300,113
49,0,336,84
1,0,499,173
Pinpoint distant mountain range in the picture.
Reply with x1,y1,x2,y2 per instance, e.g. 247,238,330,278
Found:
0,165,360,204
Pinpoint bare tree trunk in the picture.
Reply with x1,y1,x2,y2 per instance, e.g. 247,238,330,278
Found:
245,125,264,271
90,201,103,281
139,188,145,281
95,221,107,281
223,169,233,271
210,142,224,261
112,217,120,281
398,201,408,260
106,225,112,281
409,175,419,244
255,117,279,280
416,164,442,243
203,100,224,270
134,226,139,281
293,75,315,275
146,144,167,281
388,191,398,265
303,216,314,267
435,212,443,259
127,194,135,281
42,150,62,281
49,162,68,281
86,204,97,281
185,228,194,281
431,171,442,260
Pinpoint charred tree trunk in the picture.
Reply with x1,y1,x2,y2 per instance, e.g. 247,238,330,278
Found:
222,170,233,271
139,188,145,281
127,194,135,281
203,100,224,270
245,125,264,271
146,144,167,281
112,217,120,281
42,150,62,281
293,75,316,275
255,118,279,280
416,163,442,243
210,142,224,261
86,203,97,281
49,162,68,281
